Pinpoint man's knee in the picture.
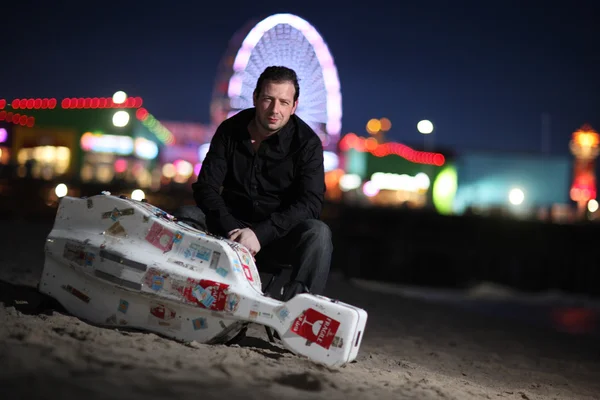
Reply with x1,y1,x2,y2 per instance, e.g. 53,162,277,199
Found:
297,219,332,248
173,205,206,230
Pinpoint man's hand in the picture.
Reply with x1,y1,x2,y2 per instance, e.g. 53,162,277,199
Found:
228,228,261,256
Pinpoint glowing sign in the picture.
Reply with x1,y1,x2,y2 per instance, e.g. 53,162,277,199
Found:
0,128,7,143
80,132,133,155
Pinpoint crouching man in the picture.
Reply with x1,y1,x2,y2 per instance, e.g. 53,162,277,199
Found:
176,65,332,301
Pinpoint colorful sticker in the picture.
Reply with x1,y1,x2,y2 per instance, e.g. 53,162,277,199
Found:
143,268,169,291
118,299,129,313
63,241,95,267
106,221,126,237
242,264,254,282
216,267,228,277
177,242,212,262
225,293,240,313
177,279,230,312
209,252,221,269
249,310,258,319
192,317,207,330
331,336,344,349
275,306,290,322
231,259,242,274
290,308,340,350
145,222,175,252
173,231,184,245
150,275,164,291
148,302,181,330
61,284,91,303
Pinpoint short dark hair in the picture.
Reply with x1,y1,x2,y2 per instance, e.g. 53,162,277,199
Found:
253,66,300,102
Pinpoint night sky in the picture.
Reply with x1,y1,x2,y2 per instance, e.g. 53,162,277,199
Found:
3,0,599,155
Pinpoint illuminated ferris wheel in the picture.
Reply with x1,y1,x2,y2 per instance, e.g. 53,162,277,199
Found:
211,13,342,150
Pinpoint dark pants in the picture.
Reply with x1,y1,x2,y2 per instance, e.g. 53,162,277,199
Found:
173,205,332,300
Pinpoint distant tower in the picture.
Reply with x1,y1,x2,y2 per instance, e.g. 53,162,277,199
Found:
569,124,599,215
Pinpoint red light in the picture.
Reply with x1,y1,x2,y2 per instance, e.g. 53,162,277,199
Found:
12,99,20,109
12,113,20,124
34,98,42,109
98,97,107,108
83,98,91,108
125,97,135,108
134,97,143,107
340,134,445,166
136,107,149,120
77,98,84,109
114,159,128,173
48,98,57,109
0,99,4,109
61,98,70,108
0,111,5,120
26,99,34,109
6,112,12,121
27,116,35,127
19,115,27,125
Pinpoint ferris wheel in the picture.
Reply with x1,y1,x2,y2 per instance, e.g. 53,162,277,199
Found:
211,13,342,150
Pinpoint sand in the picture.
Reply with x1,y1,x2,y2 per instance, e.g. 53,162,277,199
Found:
0,220,599,400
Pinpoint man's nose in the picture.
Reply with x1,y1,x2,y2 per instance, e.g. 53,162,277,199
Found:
271,100,281,113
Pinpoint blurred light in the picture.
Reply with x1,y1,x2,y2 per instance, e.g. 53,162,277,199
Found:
339,174,362,191
134,137,159,160
370,172,430,192
323,150,339,172
588,199,599,213
112,110,130,127
0,99,5,109
432,164,458,215
131,189,145,201
114,159,127,173
194,163,202,177
380,118,392,132
174,159,194,177
0,128,6,143
113,91,127,104
162,163,176,178
198,143,211,162
136,107,149,120
508,188,525,205
363,180,379,197
338,133,445,166
80,132,134,155
55,183,68,198
417,120,434,134
366,118,381,135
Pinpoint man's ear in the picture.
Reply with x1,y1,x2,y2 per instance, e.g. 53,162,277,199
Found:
291,99,298,115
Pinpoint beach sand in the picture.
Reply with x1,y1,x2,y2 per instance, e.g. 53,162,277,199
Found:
0,220,598,400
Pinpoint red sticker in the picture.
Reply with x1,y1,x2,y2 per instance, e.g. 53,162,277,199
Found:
177,278,229,312
291,308,341,349
242,264,254,282
150,303,176,320
145,222,175,252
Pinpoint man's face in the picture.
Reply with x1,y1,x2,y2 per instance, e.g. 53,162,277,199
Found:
253,80,298,134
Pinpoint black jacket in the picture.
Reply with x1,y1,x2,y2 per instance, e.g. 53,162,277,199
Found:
191,108,325,247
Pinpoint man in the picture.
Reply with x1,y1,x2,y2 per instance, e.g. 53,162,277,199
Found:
177,66,332,301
